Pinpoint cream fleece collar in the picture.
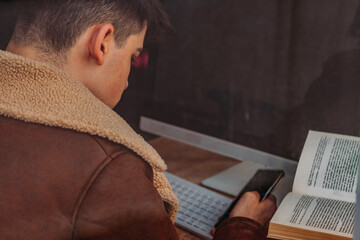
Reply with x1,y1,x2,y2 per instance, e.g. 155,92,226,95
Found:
0,50,178,221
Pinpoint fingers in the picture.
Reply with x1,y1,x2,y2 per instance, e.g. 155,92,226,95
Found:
229,191,277,227
266,194,277,204
242,191,261,201
262,194,277,214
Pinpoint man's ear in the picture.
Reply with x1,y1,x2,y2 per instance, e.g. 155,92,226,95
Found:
89,24,115,65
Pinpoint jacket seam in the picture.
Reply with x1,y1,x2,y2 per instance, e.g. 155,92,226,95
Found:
91,136,128,158
70,138,127,239
91,136,111,156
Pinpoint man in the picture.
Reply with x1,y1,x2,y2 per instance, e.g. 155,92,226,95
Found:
0,0,276,239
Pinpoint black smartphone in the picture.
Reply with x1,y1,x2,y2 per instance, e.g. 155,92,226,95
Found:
214,169,285,228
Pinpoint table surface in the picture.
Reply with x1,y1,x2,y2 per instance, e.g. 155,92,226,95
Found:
149,137,240,240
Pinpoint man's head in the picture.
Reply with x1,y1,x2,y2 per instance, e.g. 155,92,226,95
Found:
11,0,171,62
7,0,171,107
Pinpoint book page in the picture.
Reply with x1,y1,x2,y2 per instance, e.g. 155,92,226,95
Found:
271,192,355,238
293,131,360,202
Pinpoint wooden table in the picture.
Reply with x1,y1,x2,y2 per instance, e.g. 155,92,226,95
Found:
149,137,240,240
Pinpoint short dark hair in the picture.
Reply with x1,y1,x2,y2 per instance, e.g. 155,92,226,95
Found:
11,0,172,60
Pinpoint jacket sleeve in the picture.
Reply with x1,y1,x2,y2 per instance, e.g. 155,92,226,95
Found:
213,217,268,240
72,149,179,240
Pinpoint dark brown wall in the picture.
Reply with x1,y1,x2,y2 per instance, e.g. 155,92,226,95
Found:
0,1,16,50
146,0,360,160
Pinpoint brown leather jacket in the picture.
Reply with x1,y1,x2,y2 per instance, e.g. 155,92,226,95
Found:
0,115,267,240
0,115,178,239
0,50,267,240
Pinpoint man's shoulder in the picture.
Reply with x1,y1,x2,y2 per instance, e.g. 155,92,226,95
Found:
0,115,140,164
0,115,159,239
0,114,153,189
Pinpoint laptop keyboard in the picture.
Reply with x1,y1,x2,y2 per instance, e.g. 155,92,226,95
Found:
165,172,232,239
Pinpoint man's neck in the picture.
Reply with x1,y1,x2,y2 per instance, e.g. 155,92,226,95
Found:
5,41,90,92
5,42,68,71
6,42,42,63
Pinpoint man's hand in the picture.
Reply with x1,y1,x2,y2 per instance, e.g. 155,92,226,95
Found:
229,191,277,227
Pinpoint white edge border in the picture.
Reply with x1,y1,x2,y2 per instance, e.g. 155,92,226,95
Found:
354,161,360,240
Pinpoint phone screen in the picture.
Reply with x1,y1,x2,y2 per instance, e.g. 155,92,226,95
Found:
214,169,284,228
246,169,285,200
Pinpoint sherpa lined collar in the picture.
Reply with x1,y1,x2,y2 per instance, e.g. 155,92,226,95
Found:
0,50,167,171
0,50,178,221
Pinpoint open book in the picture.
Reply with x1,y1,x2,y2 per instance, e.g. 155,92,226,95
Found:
268,130,359,240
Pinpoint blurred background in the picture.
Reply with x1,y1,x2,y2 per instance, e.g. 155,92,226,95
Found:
1,0,360,161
